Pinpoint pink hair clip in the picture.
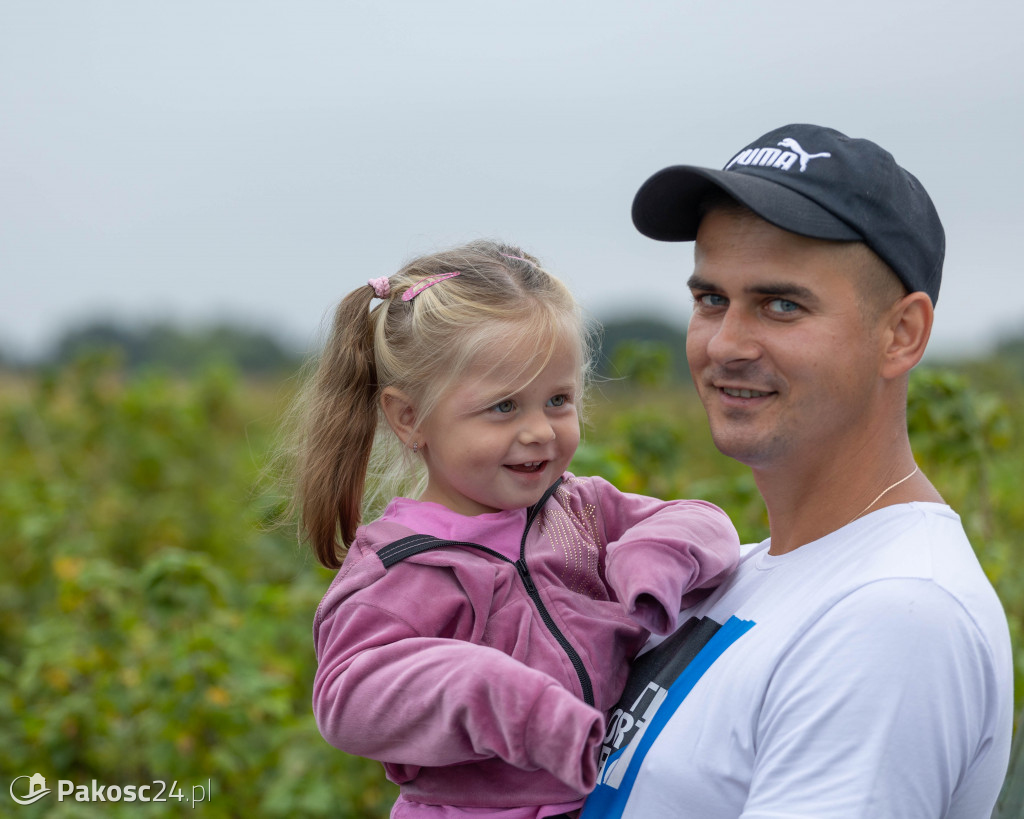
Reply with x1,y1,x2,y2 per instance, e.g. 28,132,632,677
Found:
402,270,461,302
500,253,532,264
367,276,391,298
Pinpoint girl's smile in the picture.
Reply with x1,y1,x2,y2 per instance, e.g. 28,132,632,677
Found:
413,337,582,517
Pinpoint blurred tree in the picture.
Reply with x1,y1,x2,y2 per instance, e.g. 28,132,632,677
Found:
47,320,301,377
609,341,673,389
993,332,1024,383
597,317,689,382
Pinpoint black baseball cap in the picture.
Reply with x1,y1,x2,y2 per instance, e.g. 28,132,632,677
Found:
631,124,945,304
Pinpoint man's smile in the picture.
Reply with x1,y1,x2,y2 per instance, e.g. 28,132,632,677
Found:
720,387,774,399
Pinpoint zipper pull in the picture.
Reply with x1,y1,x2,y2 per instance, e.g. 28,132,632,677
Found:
515,558,538,596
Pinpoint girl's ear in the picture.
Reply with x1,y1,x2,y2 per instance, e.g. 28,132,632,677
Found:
880,291,933,379
380,387,418,445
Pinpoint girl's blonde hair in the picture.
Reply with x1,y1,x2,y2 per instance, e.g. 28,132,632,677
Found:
292,239,595,569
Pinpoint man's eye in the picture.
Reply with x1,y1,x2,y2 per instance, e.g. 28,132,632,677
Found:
493,400,516,414
695,293,727,307
767,298,800,314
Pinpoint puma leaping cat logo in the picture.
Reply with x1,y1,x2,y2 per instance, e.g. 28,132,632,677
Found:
777,138,831,172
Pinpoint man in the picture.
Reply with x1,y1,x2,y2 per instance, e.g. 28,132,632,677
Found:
582,124,1013,818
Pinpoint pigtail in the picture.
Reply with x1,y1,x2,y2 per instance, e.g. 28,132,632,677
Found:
298,285,381,568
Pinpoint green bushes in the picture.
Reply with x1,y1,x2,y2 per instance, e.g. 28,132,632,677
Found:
1,353,1019,816
0,355,394,817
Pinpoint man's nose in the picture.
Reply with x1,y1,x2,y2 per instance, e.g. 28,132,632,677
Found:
705,308,762,365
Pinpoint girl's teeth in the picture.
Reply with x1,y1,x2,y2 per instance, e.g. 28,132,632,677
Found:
508,461,544,472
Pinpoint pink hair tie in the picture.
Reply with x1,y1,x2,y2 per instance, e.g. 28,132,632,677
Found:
367,277,391,298
402,270,461,302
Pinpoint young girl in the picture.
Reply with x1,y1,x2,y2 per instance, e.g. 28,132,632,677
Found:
296,240,739,819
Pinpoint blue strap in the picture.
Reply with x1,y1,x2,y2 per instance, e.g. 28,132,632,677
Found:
580,615,755,819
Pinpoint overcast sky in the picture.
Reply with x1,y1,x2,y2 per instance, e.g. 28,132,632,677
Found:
2,0,1021,360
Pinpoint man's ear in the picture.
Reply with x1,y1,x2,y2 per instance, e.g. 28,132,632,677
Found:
380,387,419,445
880,291,933,379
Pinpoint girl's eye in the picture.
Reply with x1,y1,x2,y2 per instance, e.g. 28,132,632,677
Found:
547,394,569,408
493,400,516,414
767,298,800,314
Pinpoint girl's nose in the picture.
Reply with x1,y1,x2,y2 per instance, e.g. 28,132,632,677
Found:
518,411,556,444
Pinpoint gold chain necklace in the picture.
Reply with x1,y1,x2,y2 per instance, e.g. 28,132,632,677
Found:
846,465,919,527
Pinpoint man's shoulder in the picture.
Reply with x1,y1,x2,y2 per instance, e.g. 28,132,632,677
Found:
857,502,1004,618
695,502,1003,632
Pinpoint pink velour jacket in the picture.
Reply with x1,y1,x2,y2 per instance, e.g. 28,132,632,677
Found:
312,473,739,814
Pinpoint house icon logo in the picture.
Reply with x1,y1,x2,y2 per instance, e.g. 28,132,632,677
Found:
9,773,51,805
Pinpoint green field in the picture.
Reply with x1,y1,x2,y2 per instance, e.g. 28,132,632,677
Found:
1,351,1020,817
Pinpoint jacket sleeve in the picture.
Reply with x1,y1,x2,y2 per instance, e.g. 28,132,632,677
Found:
313,564,606,793
583,475,740,635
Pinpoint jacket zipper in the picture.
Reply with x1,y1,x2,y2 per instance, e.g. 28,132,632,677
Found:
397,478,595,707
511,555,595,706
516,478,595,706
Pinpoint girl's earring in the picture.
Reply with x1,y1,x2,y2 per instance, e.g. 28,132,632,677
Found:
411,441,419,453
